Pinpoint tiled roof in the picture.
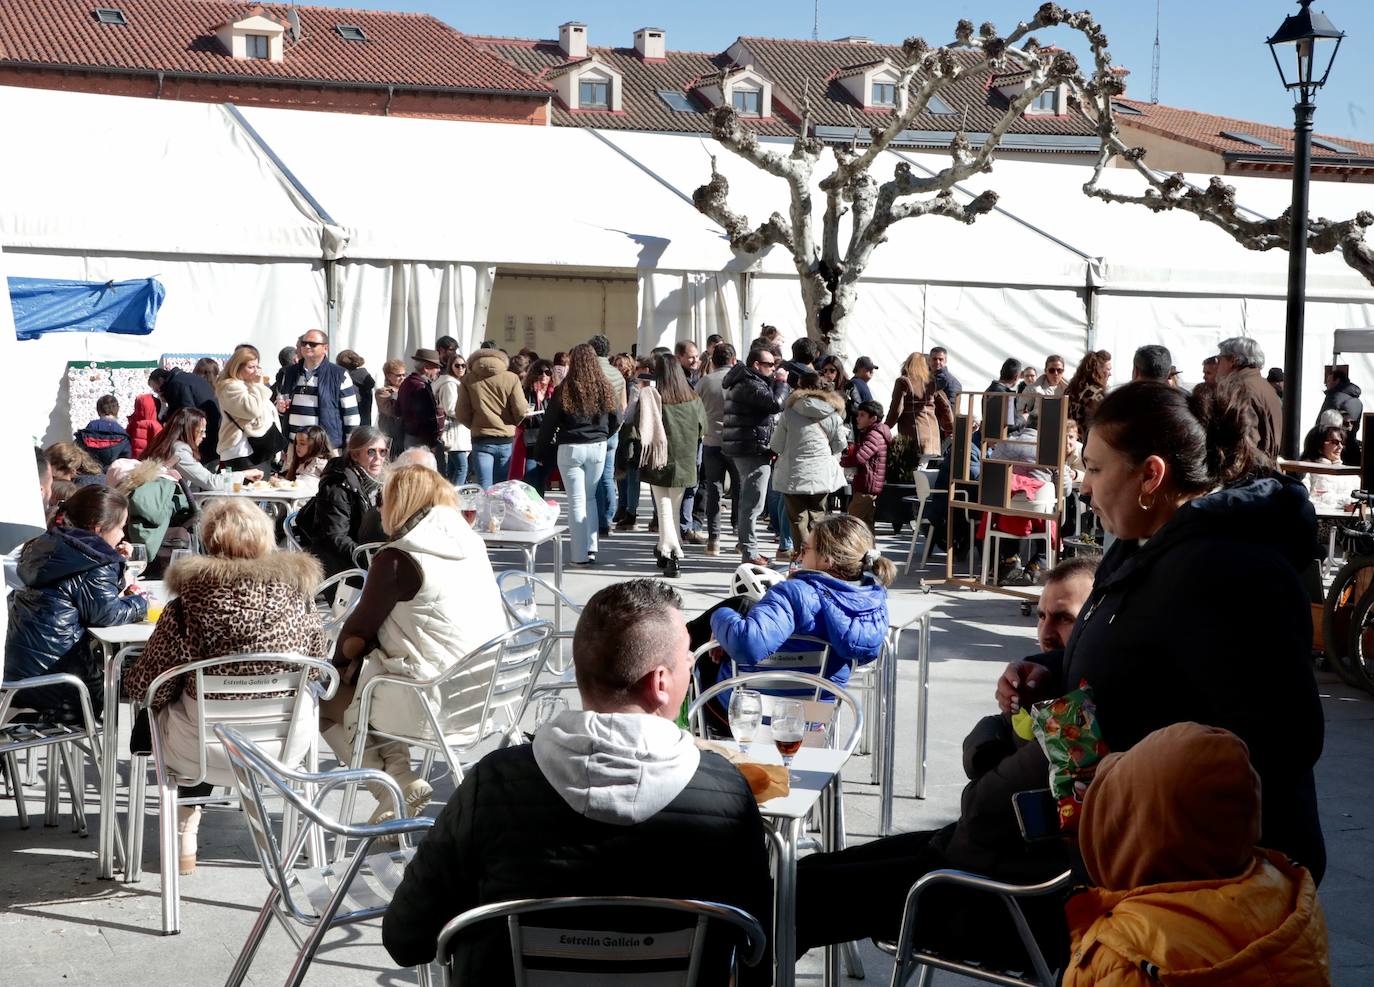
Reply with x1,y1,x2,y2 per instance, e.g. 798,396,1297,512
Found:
471,38,796,136
737,36,1097,138
0,0,550,92
1114,97,1374,161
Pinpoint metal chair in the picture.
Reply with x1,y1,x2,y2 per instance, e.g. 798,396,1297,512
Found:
879,869,1075,987
283,510,304,552
903,471,942,574
496,570,581,675
335,622,555,846
0,674,109,839
352,542,386,570
125,654,339,934
980,514,1058,588
215,724,434,987
435,896,767,987
313,568,366,646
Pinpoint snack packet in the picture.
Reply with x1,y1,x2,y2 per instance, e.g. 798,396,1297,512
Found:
1029,684,1108,831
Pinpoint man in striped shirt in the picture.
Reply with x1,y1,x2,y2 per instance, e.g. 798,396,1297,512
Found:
274,329,360,451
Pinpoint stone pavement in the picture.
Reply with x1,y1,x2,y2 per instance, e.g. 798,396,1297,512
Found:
1,508,1370,986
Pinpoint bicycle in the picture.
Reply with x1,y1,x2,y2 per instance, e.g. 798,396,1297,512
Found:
1320,490,1374,692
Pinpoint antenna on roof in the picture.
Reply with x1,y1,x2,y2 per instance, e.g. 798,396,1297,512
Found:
1150,0,1161,105
287,5,302,45
813,0,820,42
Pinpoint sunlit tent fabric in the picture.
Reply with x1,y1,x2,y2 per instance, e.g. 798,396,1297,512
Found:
10,276,165,340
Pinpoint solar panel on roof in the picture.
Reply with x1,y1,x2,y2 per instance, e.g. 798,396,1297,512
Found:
657,90,696,113
335,24,367,42
1219,130,1284,151
1313,137,1358,154
94,7,127,24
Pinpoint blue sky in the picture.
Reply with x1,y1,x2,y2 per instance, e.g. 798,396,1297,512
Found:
338,1,1374,141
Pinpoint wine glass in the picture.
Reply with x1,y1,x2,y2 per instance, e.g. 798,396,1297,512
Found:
486,495,507,533
169,548,193,568
125,544,148,580
533,692,568,732
771,699,806,767
728,689,764,746
457,484,482,526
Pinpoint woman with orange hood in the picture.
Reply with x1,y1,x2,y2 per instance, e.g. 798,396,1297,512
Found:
1064,721,1330,986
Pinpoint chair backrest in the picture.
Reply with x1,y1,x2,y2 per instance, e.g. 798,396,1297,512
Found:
140,654,338,788
352,542,386,571
496,569,582,628
283,510,303,552
214,723,432,927
0,672,99,752
424,621,556,751
435,896,767,987
727,634,834,698
888,868,1073,987
313,568,367,644
689,670,864,755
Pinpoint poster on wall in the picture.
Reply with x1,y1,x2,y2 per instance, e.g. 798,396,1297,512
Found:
66,360,159,432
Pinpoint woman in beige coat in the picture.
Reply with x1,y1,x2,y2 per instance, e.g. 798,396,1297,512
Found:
886,352,941,455
215,345,279,470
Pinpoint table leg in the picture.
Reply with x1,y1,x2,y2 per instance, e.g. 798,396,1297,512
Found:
99,642,120,880
772,816,802,987
914,612,931,800
821,784,840,987
880,624,900,835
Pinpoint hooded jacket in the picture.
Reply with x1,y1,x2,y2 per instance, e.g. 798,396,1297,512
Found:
111,459,190,559
126,393,162,459
1063,722,1330,986
640,396,705,489
710,569,889,690
75,418,132,468
769,387,847,495
5,526,147,684
1320,378,1362,427
382,711,773,984
938,472,1327,886
722,363,785,459
455,349,528,439
841,420,892,496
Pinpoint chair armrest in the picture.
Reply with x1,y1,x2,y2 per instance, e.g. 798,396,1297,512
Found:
0,673,98,730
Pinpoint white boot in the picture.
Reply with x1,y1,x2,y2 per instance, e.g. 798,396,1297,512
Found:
320,721,394,808
377,743,432,819
177,805,201,876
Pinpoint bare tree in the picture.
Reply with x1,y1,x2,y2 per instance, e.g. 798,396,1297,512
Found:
693,4,1108,360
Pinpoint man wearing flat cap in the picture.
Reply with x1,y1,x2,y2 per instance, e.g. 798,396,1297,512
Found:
397,348,447,471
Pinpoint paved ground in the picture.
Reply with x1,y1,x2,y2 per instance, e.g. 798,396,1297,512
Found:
2,502,1370,985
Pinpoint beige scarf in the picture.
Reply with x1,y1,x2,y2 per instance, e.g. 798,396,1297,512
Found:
637,386,668,471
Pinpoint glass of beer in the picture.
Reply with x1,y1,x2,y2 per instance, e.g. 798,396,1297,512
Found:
771,700,805,767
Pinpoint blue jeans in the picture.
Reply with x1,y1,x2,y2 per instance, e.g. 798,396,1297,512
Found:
701,445,739,537
557,441,607,562
767,482,792,553
444,450,468,486
524,459,549,496
469,437,513,490
595,432,619,531
619,464,642,519
734,454,772,559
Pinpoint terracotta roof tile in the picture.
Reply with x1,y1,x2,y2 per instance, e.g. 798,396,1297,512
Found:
0,0,550,92
1115,97,1374,161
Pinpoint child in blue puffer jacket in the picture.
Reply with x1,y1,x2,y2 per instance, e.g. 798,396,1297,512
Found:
703,515,895,718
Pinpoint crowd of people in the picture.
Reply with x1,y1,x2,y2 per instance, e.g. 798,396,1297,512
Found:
0,321,1345,985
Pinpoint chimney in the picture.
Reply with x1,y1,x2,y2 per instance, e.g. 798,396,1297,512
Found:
634,27,666,61
559,21,587,59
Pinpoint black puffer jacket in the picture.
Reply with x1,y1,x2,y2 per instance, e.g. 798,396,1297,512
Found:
1321,379,1363,427
383,742,773,984
721,363,785,459
161,366,221,464
5,526,147,682
940,472,1326,884
300,456,378,576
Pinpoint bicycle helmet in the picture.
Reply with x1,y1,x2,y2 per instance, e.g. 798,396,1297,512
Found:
732,562,783,601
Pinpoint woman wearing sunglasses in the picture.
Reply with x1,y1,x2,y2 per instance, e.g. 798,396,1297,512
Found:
301,426,390,576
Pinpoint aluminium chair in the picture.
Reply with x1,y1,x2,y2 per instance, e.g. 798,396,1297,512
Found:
125,654,338,934
879,868,1074,987
215,724,434,987
313,568,367,647
496,569,582,675
351,542,386,571
903,470,942,574
435,896,766,987
283,510,304,552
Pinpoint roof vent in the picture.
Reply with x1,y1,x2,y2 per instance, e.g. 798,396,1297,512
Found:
833,36,873,45
93,7,127,25
335,24,366,42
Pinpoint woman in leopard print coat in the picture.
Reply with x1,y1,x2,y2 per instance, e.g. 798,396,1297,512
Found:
124,498,329,874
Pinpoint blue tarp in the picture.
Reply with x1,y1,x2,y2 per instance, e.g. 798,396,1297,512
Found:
9,276,165,341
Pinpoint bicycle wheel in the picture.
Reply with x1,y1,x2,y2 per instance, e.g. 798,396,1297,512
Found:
1345,579,1374,694
1322,555,1374,688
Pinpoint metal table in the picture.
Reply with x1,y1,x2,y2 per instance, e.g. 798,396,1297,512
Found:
190,485,315,515
719,739,851,987
478,526,568,636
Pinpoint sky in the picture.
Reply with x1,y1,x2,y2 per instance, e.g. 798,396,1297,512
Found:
335,0,1374,142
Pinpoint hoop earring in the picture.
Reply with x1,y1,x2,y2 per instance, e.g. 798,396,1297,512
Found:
1137,491,1156,512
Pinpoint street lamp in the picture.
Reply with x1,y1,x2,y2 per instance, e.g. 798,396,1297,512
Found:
1266,0,1344,460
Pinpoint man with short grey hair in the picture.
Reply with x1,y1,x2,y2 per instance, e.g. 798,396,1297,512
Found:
1217,337,1282,458
1131,344,1173,382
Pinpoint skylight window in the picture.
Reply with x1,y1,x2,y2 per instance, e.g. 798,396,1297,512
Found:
657,90,696,113
1111,100,1145,116
927,93,956,115
335,24,366,42
1220,130,1284,151
94,7,127,25
1313,137,1358,154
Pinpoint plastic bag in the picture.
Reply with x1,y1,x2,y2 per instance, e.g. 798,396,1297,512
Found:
1030,684,1108,831
484,479,559,531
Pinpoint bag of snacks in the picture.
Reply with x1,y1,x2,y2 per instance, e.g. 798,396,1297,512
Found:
1029,684,1108,831
484,479,559,531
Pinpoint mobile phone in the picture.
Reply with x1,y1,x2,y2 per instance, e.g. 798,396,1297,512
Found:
1012,788,1061,842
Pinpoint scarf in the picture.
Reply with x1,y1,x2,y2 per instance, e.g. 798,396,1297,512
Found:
637,386,668,471
349,461,383,505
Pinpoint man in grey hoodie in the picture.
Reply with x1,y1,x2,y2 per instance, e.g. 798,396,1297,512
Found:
383,579,773,984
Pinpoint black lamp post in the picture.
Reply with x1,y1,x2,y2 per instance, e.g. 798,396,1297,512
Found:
1267,0,1344,460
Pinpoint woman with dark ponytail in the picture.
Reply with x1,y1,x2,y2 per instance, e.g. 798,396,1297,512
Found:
5,485,148,720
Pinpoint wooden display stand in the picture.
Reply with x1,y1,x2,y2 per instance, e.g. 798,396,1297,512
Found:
928,389,1070,601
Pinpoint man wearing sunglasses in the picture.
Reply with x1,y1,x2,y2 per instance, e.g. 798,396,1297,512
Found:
275,329,361,450
1016,354,1068,418
722,346,787,564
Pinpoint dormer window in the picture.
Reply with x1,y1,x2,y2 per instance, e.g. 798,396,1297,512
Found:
871,82,897,107
579,78,610,109
245,34,270,59
1032,88,1058,113
732,85,763,116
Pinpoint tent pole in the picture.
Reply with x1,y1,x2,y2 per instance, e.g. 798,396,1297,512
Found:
1085,282,1099,353
325,259,339,337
